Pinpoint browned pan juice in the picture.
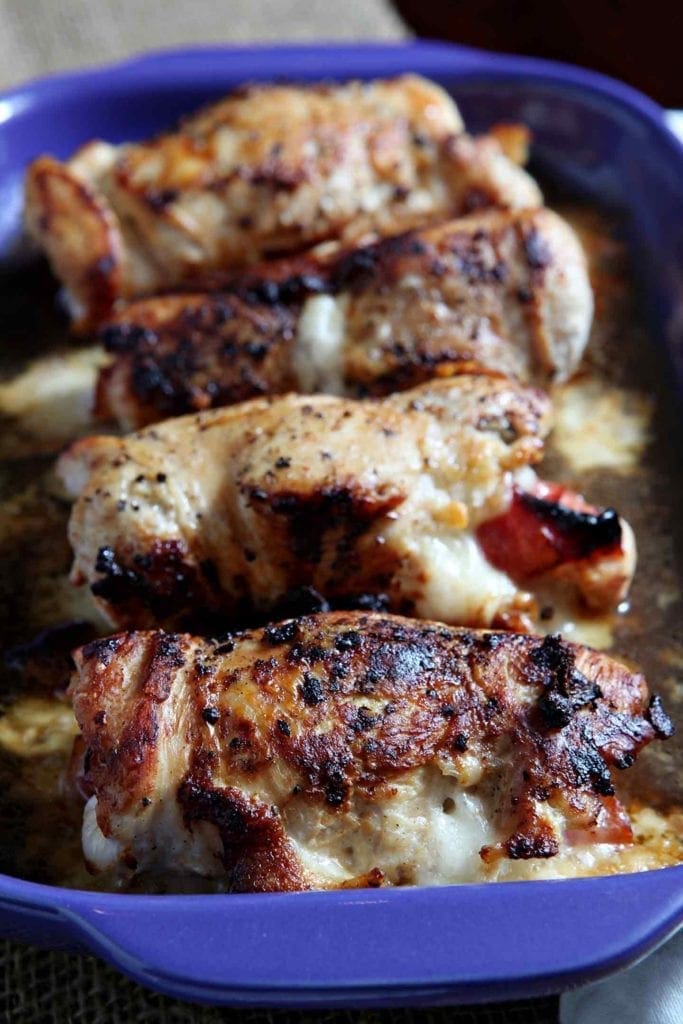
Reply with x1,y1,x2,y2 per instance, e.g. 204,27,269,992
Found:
0,204,681,890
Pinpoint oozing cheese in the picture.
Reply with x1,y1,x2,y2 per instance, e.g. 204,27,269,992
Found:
294,294,347,394
285,766,499,887
82,795,122,872
552,380,652,472
0,347,106,457
83,794,224,879
411,534,519,625
387,470,524,627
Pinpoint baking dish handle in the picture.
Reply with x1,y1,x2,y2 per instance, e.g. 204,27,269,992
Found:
55,868,683,1007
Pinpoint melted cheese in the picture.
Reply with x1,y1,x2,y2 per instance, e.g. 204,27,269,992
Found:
294,294,347,394
0,346,106,457
388,472,523,626
284,766,499,887
82,796,122,872
0,698,78,758
540,605,615,649
552,380,652,472
411,533,519,625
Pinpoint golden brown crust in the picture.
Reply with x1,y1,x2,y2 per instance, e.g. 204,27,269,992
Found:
94,207,591,428
24,156,124,330
337,207,589,393
25,76,542,325
59,376,556,633
95,293,298,428
70,614,673,890
59,375,634,630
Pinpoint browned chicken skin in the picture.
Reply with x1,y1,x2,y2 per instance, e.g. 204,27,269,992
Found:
96,207,592,429
58,377,635,633
24,75,542,327
96,292,299,427
70,614,673,889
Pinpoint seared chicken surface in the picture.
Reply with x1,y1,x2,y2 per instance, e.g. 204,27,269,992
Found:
96,207,592,429
59,377,635,633
25,75,542,327
69,614,673,889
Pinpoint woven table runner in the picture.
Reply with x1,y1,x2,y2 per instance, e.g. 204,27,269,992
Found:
0,0,406,89
0,939,557,1024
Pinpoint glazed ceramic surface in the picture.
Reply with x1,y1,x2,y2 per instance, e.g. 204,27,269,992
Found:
0,42,681,1007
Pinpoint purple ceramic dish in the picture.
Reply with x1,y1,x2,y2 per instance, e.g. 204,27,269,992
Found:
0,42,682,1008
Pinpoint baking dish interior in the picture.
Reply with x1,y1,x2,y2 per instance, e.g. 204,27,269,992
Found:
0,42,682,1006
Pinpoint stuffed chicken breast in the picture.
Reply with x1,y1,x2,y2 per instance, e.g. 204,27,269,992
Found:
69,614,673,890
58,376,635,633
96,207,592,429
25,75,541,327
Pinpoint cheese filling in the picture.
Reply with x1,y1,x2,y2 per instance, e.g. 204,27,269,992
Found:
286,768,499,887
293,294,347,394
386,469,528,627
410,532,519,625
82,796,122,873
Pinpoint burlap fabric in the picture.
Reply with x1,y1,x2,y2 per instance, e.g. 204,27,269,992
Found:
0,939,558,1023
0,0,406,90
0,1,562,1019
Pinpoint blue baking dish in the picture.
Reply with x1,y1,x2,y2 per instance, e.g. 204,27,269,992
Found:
0,41,682,1008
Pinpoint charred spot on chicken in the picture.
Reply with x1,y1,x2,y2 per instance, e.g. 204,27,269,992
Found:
94,207,592,429
25,75,542,328
58,376,635,634
69,613,673,890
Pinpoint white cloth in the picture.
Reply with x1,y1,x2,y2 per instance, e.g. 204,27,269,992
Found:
561,928,683,1024
664,110,683,139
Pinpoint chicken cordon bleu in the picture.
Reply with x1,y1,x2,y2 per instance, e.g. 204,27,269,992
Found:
24,75,542,327
69,614,674,889
96,207,592,429
58,376,635,633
